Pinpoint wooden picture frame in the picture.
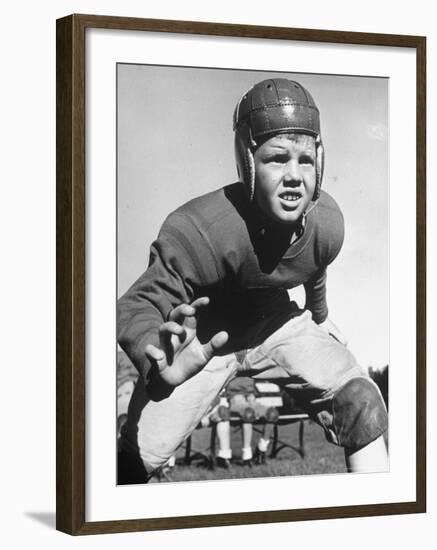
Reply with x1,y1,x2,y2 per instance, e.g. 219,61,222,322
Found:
56,13,426,535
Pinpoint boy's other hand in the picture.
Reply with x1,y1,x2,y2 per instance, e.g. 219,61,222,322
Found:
318,317,348,346
144,297,229,387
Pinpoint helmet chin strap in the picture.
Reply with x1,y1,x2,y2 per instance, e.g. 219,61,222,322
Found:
291,199,318,244
303,199,318,220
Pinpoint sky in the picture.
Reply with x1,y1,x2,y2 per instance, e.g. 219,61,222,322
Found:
117,64,389,369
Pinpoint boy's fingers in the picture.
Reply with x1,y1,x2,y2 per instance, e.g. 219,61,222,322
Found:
159,321,186,339
159,322,187,362
145,344,168,371
202,331,229,361
168,298,209,330
190,296,210,311
168,304,195,323
184,296,210,330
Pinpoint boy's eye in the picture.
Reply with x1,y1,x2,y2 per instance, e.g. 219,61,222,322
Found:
299,155,315,165
266,154,289,164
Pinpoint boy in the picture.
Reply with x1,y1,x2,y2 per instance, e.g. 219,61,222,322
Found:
117,78,388,483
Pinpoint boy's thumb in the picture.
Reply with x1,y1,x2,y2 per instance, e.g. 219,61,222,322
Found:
202,331,229,361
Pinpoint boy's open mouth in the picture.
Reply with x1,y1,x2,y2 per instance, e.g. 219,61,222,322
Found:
278,190,302,203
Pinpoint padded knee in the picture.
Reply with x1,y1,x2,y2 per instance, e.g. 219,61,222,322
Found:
265,406,279,424
332,377,388,453
242,406,256,423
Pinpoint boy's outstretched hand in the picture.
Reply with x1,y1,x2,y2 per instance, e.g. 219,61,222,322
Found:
145,297,229,387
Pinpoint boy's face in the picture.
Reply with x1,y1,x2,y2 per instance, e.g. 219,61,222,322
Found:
253,133,316,225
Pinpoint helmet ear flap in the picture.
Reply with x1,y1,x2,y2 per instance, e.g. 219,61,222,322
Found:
234,125,256,200
314,137,325,201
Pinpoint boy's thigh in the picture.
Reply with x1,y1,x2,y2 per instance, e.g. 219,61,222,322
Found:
243,310,387,450
245,310,366,397
121,354,237,473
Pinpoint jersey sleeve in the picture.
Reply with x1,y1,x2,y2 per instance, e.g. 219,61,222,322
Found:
304,268,329,323
117,212,219,384
304,191,345,323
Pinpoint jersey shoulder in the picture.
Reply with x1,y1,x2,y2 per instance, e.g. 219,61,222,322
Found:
163,183,248,238
157,183,250,277
310,190,345,265
316,190,344,223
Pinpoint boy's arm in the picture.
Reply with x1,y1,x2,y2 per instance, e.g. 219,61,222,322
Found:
304,191,347,338
117,213,220,394
304,268,328,324
304,271,347,345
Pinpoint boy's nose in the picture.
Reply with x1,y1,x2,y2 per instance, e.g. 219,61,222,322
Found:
284,160,302,185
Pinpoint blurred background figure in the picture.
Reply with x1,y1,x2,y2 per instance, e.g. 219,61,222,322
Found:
117,350,138,436
209,377,282,467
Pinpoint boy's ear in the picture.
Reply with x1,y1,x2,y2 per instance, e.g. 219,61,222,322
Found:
314,138,325,201
234,125,256,200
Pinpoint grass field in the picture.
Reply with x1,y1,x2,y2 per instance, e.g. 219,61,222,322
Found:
150,419,347,483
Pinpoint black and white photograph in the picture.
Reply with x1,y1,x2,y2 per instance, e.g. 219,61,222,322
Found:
2,0,432,544
116,65,389,485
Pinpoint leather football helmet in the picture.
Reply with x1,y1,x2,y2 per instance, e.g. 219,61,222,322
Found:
233,78,324,201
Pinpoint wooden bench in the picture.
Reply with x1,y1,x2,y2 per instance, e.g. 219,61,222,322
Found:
183,412,309,468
